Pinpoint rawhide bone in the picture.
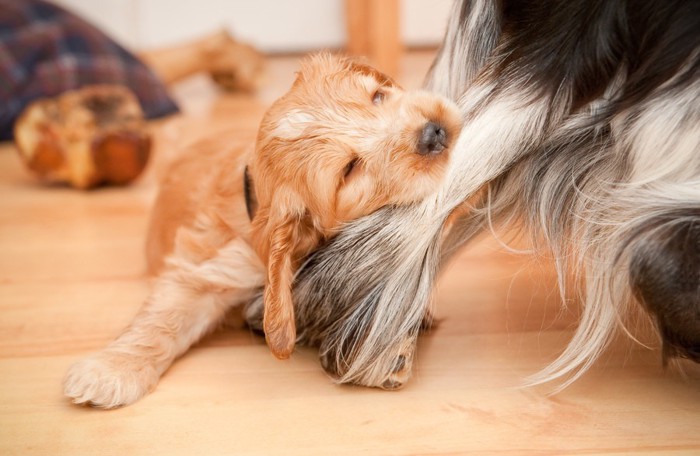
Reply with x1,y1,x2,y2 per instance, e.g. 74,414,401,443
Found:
14,85,151,189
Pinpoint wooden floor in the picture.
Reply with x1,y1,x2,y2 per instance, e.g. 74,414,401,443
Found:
1,52,698,456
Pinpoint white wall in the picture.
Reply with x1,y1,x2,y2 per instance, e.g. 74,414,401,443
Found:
53,0,139,46
402,0,453,47
136,0,347,51
52,0,454,52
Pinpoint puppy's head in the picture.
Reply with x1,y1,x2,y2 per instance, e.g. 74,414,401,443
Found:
250,53,462,359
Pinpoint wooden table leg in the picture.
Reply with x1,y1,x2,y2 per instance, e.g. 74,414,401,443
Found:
345,0,402,77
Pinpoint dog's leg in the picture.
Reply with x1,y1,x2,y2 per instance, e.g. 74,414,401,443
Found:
283,79,557,388
243,288,428,390
630,212,700,363
64,237,263,408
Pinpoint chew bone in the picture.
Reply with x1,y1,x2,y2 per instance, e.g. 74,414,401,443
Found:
14,85,152,189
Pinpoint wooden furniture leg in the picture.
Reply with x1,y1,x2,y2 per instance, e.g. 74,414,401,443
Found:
345,0,402,77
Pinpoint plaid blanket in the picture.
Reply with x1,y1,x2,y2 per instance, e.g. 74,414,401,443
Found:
0,0,178,140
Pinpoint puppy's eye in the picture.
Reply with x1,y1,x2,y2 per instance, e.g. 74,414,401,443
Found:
372,90,386,105
343,158,359,178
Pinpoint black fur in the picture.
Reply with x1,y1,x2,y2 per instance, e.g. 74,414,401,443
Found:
630,214,700,363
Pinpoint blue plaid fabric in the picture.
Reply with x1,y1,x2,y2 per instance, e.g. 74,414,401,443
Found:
0,0,178,140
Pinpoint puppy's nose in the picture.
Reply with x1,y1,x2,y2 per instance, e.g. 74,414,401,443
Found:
417,122,448,155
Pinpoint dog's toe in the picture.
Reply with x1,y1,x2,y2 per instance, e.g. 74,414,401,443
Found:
380,350,414,390
381,379,404,390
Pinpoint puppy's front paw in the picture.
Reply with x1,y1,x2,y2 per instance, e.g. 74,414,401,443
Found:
63,351,159,409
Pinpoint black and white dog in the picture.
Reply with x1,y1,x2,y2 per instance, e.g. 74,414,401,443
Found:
247,0,700,390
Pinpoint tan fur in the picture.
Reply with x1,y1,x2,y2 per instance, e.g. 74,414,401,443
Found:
63,53,462,408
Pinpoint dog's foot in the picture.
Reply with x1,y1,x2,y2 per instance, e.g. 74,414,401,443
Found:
63,351,159,409
380,346,415,390
319,337,416,390
630,218,700,363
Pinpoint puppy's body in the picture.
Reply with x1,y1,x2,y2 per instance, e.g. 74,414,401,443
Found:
63,54,461,408
145,137,253,275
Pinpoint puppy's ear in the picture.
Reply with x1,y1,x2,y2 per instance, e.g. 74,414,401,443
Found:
255,191,308,359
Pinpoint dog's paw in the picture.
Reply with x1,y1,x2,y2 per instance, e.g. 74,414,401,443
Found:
63,351,159,409
319,339,415,390
380,348,414,390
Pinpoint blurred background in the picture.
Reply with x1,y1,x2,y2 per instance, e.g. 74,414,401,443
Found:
52,0,453,54
3,0,456,187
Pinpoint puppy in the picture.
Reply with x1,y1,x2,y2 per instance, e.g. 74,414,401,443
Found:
63,53,462,408
273,0,700,392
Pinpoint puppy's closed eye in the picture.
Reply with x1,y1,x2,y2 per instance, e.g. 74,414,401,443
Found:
343,157,360,182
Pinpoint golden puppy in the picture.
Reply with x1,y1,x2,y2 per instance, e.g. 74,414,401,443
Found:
63,53,462,408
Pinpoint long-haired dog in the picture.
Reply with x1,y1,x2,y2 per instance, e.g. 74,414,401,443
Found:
62,53,462,408
252,0,699,392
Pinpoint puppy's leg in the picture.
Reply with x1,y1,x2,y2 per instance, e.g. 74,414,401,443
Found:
64,238,263,408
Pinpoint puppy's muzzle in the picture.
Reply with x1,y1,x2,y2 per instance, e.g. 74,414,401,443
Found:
418,122,448,155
